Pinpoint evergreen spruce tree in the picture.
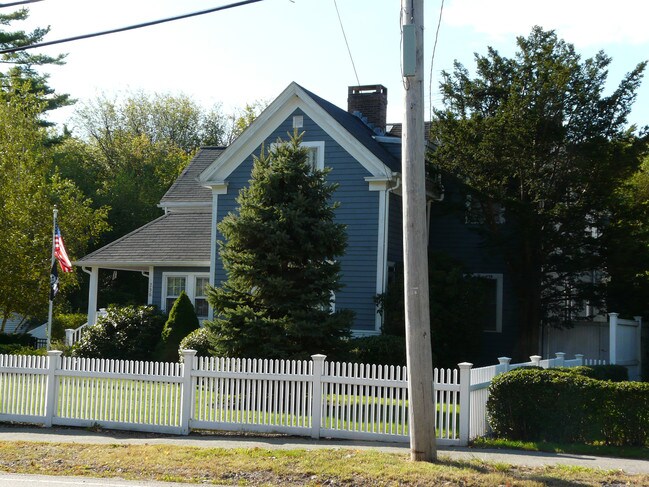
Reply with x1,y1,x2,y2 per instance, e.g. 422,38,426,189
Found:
206,132,353,359
159,291,200,361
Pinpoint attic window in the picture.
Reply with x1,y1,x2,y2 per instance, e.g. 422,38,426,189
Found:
302,141,325,171
293,115,304,129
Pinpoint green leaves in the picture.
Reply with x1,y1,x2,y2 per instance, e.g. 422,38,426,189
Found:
431,27,647,351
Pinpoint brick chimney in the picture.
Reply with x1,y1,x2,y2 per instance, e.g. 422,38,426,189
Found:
347,85,388,133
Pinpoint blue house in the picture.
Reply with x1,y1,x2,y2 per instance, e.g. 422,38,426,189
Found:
76,82,515,359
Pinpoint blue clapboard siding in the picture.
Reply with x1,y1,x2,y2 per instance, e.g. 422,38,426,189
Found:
152,266,210,312
213,109,380,332
427,177,518,363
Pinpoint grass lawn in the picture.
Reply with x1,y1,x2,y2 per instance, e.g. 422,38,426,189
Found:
473,437,649,460
1,440,648,486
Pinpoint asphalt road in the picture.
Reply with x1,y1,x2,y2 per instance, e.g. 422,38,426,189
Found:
0,473,203,487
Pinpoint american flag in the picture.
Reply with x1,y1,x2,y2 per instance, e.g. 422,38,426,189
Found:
55,225,73,272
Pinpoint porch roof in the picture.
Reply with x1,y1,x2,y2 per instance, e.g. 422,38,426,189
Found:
75,212,212,272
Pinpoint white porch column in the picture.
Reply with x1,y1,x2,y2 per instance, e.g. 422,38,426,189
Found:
85,267,99,325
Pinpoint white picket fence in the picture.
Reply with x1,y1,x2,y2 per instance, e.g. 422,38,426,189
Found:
0,350,597,445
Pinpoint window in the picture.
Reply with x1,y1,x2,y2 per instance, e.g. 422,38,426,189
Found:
472,273,503,332
163,273,210,319
302,141,325,171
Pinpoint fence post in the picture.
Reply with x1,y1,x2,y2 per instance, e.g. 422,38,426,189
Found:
609,312,618,365
575,354,584,366
458,362,472,446
310,354,326,439
554,352,565,369
64,329,74,347
44,350,62,427
496,357,511,375
180,349,197,435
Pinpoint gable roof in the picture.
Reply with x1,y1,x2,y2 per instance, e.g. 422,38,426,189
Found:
160,147,225,208
199,82,400,185
75,212,211,271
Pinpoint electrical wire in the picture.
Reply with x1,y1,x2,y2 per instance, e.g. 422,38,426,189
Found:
333,0,360,87
428,0,444,123
0,0,264,55
0,0,43,8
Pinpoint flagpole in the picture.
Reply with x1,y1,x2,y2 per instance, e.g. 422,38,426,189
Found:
46,206,58,350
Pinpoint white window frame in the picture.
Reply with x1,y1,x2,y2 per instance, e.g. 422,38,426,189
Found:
269,140,325,171
302,141,325,171
472,273,503,333
162,272,211,319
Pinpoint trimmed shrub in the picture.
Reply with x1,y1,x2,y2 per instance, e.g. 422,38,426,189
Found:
556,364,628,382
158,292,200,361
347,335,407,366
179,327,214,359
487,368,649,446
72,305,166,360
598,381,649,446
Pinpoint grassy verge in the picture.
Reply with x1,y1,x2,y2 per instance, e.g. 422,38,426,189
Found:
473,437,649,460
0,441,647,486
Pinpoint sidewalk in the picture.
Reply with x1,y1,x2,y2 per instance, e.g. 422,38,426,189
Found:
1,425,648,475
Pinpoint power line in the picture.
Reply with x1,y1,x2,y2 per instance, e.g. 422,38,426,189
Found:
428,0,444,123
0,0,264,55
333,0,360,87
0,0,43,8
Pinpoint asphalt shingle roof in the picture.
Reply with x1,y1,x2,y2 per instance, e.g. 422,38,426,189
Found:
160,147,225,204
75,212,212,269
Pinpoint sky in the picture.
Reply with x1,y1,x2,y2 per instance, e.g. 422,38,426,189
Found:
8,0,649,133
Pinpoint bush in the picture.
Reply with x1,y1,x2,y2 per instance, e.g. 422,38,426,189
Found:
52,313,87,342
347,335,406,366
72,305,166,361
179,327,214,359
487,368,649,446
555,364,628,382
158,292,200,361
376,252,486,368
0,332,36,346
0,344,45,355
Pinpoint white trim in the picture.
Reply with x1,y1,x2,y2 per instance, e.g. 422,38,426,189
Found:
374,188,390,333
209,187,221,321
147,266,154,305
198,82,393,184
473,273,503,333
76,261,211,270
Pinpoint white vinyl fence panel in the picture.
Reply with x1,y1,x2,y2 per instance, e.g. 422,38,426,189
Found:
0,350,598,445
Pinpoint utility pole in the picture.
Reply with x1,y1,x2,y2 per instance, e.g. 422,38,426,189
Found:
401,0,437,462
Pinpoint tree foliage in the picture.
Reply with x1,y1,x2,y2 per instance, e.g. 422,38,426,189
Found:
206,132,353,359
0,90,109,332
430,27,647,357
158,291,200,362
0,7,72,115
377,252,486,368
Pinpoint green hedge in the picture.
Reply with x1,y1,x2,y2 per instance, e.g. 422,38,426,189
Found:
487,368,649,446
347,335,407,366
0,332,35,346
555,364,628,382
